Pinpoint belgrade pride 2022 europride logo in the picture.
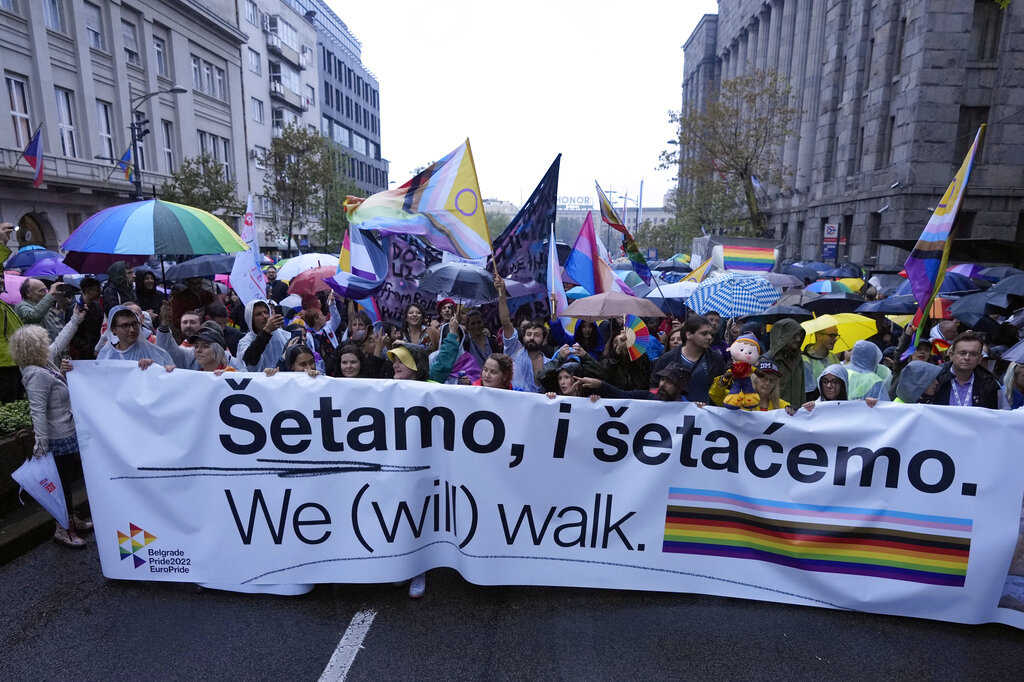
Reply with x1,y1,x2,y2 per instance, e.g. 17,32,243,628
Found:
118,523,157,568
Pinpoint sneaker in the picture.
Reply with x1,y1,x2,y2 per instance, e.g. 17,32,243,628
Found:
408,572,426,599
53,527,86,549
72,514,93,533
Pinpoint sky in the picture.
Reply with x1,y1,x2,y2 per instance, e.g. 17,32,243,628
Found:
326,0,719,211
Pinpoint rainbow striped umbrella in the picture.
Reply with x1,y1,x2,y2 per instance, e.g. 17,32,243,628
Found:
806,279,853,294
61,200,247,256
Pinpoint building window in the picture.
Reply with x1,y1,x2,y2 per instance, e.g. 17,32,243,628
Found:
214,67,225,100
268,16,298,51
161,120,174,171
153,37,167,77
954,106,989,163
84,2,104,50
969,0,1002,61
202,62,213,95
268,61,301,94
6,75,30,149
54,87,77,157
251,97,264,123
248,48,261,75
245,0,258,25
854,127,865,173
96,100,114,160
132,111,148,170
953,211,977,239
122,20,140,65
191,56,201,90
220,138,231,181
884,116,896,166
306,84,315,108
254,145,266,170
894,18,907,74
0,0,17,13
43,0,64,32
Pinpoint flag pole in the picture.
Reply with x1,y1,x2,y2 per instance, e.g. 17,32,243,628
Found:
11,124,41,171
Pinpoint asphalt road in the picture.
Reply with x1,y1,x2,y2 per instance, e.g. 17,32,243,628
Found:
3,542,1024,681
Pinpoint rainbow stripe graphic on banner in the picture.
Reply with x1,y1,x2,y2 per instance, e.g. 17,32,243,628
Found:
721,245,775,272
662,488,971,587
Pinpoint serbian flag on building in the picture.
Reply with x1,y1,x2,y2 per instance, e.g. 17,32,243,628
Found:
22,125,43,188
564,212,633,295
902,124,985,358
343,139,491,260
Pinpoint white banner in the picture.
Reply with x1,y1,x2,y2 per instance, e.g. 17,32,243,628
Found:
229,195,267,306
68,362,1024,629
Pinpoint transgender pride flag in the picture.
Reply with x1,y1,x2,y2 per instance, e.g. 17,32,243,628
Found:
564,212,632,295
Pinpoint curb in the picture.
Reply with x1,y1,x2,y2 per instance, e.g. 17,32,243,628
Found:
0,485,89,567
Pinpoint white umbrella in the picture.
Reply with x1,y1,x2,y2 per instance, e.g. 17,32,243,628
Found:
644,280,699,302
276,253,339,281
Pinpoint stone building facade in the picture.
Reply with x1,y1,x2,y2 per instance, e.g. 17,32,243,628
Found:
0,0,385,255
681,0,1024,269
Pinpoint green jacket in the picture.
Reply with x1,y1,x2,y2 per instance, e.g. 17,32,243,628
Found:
764,318,806,407
0,243,24,367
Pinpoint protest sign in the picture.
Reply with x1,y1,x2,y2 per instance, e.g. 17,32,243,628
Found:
376,237,439,324
69,362,1024,629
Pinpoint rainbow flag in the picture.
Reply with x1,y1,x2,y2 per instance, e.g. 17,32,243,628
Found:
344,139,490,260
662,488,971,587
722,245,775,272
595,181,628,235
903,126,984,359
117,146,134,182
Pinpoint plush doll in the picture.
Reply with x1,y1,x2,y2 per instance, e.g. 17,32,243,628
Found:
723,333,761,409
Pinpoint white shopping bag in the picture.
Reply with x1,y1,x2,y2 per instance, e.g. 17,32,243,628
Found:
11,453,69,529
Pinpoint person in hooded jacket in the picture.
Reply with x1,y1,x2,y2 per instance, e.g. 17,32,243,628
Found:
237,299,292,371
893,360,943,404
801,364,879,411
763,318,806,407
102,261,136,308
96,305,174,364
845,340,893,400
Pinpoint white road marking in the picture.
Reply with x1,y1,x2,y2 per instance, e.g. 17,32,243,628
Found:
319,608,378,682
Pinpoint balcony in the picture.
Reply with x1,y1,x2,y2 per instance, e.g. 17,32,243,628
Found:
0,147,171,194
266,31,303,70
269,78,304,111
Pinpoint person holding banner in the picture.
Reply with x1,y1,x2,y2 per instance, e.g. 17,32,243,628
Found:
9,305,90,547
932,331,1006,409
385,341,433,598
573,362,693,403
801,365,879,411
496,276,551,393
264,342,320,378
96,306,173,365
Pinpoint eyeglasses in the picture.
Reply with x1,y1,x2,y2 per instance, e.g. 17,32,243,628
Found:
820,377,842,386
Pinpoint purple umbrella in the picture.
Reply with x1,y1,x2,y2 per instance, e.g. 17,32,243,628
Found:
24,258,78,278
62,251,148,275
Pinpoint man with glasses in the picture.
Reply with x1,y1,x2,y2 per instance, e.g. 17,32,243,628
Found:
96,305,173,365
802,325,840,401
931,330,1006,409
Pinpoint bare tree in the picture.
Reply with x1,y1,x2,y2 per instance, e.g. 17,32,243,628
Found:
661,69,797,238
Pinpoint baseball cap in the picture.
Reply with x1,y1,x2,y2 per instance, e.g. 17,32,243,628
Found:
188,320,226,348
655,362,691,391
755,359,780,375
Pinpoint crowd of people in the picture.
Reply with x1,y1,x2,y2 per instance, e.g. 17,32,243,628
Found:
3,218,1022,595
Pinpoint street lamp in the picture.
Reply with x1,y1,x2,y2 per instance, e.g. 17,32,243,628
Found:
128,85,187,199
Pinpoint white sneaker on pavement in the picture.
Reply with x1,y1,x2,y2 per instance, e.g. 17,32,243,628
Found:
408,572,426,599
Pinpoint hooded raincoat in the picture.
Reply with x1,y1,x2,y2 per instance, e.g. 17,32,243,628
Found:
763,318,806,407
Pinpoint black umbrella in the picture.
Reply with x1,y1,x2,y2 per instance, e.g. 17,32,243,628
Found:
777,290,822,306
854,295,918,316
783,264,819,281
163,253,237,280
986,274,1024,309
948,291,1010,327
868,273,907,297
418,262,498,304
821,263,864,278
740,305,814,324
652,260,693,274
802,293,866,315
979,266,1024,282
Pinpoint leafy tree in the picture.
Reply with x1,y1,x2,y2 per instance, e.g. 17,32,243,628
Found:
262,122,335,254
318,143,362,253
160,153,243,216
661,68,797,238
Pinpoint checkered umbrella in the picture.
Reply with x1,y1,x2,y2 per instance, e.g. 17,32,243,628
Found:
687,273,780,318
